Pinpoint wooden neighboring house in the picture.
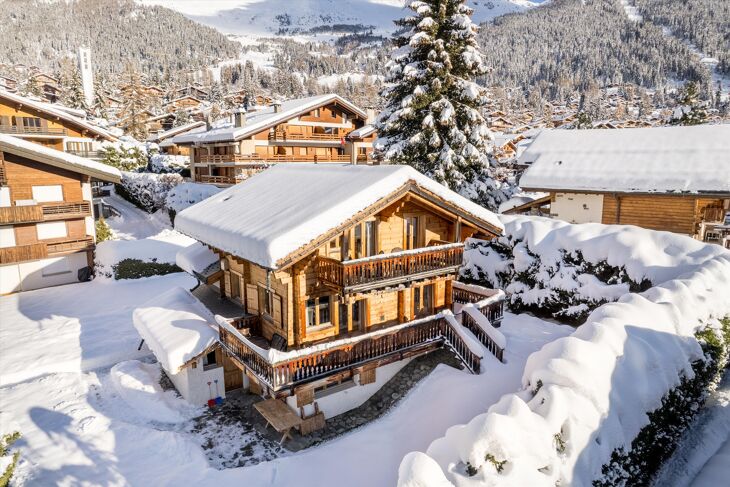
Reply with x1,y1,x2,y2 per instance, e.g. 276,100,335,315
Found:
518,125,730,239
346,124,376,163
173,94,376,185
0,75,18,93
0,134,121,294
173,164,507,417
0,90,116,159
164,95,205,113
29,72,62,103
146,121,206,156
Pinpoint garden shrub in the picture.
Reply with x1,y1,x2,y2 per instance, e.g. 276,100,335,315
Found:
112,258,182,280
0,431,20,487
95,217,113,242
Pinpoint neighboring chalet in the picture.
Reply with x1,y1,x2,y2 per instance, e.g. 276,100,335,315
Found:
173,94,375,185
0,135,121,293
147,121,206,156
0,90,116,157
164,165,506,417
519,125,730,241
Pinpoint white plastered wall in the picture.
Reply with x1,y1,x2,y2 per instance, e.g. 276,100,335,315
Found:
10,252,88,292
168,357,226,407
551,192,605,224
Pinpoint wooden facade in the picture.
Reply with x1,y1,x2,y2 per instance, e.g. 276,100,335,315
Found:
205,186,504,396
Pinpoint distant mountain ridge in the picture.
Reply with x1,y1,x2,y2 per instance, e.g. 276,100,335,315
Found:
0,0,241,76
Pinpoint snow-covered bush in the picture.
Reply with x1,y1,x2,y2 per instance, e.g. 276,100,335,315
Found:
149,154,189,174
95,217,114,242
99,137,152,172
461,216,720,324
397,217,730,487
117,171,183,213
112,259,181,280
0,431,20,487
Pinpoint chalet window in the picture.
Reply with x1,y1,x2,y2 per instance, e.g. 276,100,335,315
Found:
313,108,321,117
405,216,420,250
36,221,67,240
342,113,348,124
365,221,377,257
352,300,363,331
413,284,434,318
358,147,367,155
22,117,41,128
229,272,242,301
31,185,64,203
306,296,332,328
350,220,377,259
258,285,273,316
0,226,16,249
354,224,363,259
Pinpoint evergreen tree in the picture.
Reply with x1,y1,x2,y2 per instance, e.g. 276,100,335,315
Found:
671,81,708,126
118,64,150,140
375,0,493,194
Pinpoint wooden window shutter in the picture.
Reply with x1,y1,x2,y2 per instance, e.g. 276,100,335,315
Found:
364,298,371,327
223,272,232,298
246,284,258,313
360,368,376,385
273,294,283,326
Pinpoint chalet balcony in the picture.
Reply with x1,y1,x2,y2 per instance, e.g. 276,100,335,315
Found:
217,285,506,393
0,236,94,264
65,149,102,161
0,124,67,137
197,153,352,165
0,201,91,224
268,130,346,142
316,242,464,293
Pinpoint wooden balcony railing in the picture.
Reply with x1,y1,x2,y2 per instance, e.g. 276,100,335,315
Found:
46,237,94,255
65,150,102,160
0,242,48,264
219,313,480,392
194,174,239,185
42,201,92,220
317,243,464,293
269,131,345,142
0,202,91,224
197,153,351,165
452,284,505,326
461,305,505,362
0,125,67,136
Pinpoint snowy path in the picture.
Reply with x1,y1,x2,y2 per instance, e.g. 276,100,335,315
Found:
651,370,730,487
0,311,572,486
103,191,171,240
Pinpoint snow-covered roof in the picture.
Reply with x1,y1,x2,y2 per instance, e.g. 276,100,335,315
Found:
175,164,504,269
147,121,207,143
0,134,121,183
176,243,220,281
498,192,550,214
348,124,376,139
519,125,730,194
132,287,219,373
172,94,367,145
0,90,116,141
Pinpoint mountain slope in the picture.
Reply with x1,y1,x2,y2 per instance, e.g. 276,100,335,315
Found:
0,0,241,75
137,0,540,39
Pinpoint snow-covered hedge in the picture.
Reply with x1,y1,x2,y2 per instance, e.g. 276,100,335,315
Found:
165,183,222,215
99,137,152,172
149,154,189,174
117,171,183,213
398,217,730,487
461,216,722,323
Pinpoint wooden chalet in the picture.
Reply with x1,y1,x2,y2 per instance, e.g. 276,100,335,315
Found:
519,126,730,241
175,164,507,412
0,134,120,293
164,95,205,113
146,121,206,156
173,94,376,185
0,90,116,158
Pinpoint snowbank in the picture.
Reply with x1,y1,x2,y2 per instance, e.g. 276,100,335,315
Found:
110,360,199,423
149,153,189,174
166,182,222,213
132,287,219,373
176,242,219,277
398,220,730,486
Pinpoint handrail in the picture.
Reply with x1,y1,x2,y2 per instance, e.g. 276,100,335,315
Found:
0,242,48,264
198,153,351,164
461,306,505,362
42,201,92,219
0,125,67,136
219,313,481,391
46,237,94,254
316,243,464,290
269,131,345,141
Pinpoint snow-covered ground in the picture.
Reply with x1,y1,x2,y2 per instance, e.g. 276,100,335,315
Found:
0,310,571,485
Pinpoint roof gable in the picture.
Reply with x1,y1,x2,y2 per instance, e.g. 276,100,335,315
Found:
175,164,503,269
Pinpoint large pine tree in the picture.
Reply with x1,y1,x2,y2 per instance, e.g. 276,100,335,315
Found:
375,0,494,193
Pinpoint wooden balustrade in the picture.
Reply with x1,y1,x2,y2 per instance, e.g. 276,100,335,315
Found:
220,313,480,391
195,174,238,185
46,237,94,254
0,125,67,136
198,153,351,165
0,205,44,224
0,242,48,264
41,201,92,220
65,150,101,160
317,244,464,292
269,131,344,141
461,308,505,362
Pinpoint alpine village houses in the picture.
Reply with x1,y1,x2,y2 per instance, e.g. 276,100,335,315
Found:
0,134,120,293
517,125,730,246
133,164,508,432
172,94,377,185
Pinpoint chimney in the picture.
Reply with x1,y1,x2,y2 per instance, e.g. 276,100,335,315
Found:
365,106,376,124
233,108,247,128
205,112,213,131
272,101,282,113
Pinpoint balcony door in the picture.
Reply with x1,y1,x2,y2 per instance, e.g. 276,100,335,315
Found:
404,215,420,250
350,220,378,260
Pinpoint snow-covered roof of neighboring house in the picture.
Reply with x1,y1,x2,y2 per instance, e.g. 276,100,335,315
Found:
176,243,220,282
348,124,376,139
173,94,368,145
147,121,207,143
0,90,116,141
0,134,121,183
175,164,504,270
519,125,730,195
132,287,219,373
498,192,550,214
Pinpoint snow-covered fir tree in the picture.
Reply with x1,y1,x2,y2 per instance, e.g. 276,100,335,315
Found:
374,0,497,202
671,81,708,126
